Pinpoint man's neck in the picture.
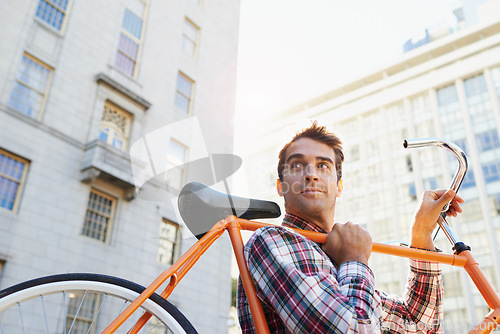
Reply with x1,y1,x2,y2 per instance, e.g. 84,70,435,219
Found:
285,211,334,233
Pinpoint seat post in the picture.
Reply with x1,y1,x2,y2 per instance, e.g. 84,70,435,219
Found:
226,217,270,334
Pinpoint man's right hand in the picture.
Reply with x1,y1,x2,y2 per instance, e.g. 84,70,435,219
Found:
322,221,372,267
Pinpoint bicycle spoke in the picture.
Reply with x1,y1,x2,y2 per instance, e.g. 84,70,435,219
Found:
41,295,50,333
87,294,108,334
17,303,26,334
117,299,130,316
68,290,88,334
63,291,67,334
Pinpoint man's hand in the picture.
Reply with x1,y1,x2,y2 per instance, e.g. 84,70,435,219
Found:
411,189,465,250
322,221,372,267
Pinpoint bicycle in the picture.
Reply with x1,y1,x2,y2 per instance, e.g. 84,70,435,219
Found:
1,138,499,333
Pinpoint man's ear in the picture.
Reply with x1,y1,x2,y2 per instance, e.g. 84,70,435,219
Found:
277,179,283,197
337,179,343,198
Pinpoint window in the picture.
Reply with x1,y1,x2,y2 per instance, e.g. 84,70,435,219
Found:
409,183,417,200
465,74,493,126
437,84,458,106
483,161,500,183
8,53,53,119
347,145,359,161
0,149,29,212
464,74,487,97
35,0,70,31
82,189,116,243
66,291,100,333
423,177,437,190
98,101,132,151
165,140,187,190
491,66,500,98
0,260,5,277
489,194,500,216
406,156,413,172
182,18,200,56
437,84,463,136
476,130,500,152
174,72,194,113
157,219,181,265
115,9,144,77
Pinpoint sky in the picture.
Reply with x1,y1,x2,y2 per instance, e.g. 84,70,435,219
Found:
234,0,457,135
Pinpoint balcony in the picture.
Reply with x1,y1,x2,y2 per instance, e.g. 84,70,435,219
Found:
80,140,141,200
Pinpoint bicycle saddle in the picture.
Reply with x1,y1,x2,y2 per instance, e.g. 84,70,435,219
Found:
178,182,281,239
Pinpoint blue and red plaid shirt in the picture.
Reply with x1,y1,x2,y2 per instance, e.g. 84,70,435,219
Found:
237,213,443,333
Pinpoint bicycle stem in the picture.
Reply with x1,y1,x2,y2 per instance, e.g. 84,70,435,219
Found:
404,138,468,248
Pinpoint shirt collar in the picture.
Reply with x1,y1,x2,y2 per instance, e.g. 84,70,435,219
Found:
282,213,327,233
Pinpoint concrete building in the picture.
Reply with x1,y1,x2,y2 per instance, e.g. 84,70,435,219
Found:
242,1,500,330
0,0,240,332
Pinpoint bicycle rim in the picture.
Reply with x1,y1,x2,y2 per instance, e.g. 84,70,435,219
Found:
0,273,197,334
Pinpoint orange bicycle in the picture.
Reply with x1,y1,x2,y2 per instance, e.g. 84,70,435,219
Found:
0,138,499,333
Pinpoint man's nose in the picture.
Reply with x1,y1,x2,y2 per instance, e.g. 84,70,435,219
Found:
304,165,319,181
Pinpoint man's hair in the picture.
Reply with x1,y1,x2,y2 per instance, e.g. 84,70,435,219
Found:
277,121,344,181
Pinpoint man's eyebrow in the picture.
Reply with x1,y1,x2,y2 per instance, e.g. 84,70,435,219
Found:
285,153,304,164
317,156,334,164
285,154,334,164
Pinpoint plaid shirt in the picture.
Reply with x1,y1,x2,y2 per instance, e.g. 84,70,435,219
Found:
237,213,443,333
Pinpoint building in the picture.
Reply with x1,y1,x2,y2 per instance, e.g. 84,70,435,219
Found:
0,0,240,332
242,1,500,330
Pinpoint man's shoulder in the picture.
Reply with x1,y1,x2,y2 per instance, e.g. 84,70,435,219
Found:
246,224,315,250
250,224,299,240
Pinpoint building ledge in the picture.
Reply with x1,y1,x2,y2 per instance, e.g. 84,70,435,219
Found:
95,73,152,110
80,140,139,200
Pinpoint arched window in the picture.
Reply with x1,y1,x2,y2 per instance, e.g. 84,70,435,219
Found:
98,101,132,151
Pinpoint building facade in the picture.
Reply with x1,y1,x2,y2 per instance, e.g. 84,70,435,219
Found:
0,0,240,332
242,2,500,330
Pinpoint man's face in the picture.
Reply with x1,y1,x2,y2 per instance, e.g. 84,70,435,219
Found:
277,138,342,227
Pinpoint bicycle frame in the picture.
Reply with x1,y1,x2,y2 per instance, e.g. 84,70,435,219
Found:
102,138,500,334
102,215,500,334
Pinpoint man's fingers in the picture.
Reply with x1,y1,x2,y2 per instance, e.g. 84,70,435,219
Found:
436,189,455,206
451,199,463,213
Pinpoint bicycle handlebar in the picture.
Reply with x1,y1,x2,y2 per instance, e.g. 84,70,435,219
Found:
404,138,469,247
403,138,468,212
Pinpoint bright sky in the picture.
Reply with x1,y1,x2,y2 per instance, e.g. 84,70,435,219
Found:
234,0,456,134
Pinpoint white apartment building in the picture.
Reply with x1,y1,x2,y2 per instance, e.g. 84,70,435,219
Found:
242,1,500,329
0,0,240,332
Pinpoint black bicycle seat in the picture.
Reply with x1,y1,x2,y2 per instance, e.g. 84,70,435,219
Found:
178,182,281,239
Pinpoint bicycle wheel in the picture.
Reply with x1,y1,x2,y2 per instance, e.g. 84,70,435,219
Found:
0,273,197,334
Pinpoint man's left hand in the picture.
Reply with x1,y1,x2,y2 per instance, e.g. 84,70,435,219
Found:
411,189,464,250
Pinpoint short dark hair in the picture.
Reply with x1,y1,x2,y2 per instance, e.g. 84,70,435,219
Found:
277,121,344,181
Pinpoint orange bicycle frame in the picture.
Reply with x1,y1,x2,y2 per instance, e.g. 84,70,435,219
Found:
102,215,500,334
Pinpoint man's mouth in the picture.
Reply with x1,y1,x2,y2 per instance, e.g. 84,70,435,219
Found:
302,188,323,194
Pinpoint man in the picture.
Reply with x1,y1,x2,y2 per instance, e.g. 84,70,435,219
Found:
237,122,464,333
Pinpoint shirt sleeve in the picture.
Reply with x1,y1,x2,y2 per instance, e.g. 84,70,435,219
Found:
245,226,383,333
378,258,443,333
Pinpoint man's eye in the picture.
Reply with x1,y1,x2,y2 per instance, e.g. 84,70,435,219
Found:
318,162,330,169
291,162,302,168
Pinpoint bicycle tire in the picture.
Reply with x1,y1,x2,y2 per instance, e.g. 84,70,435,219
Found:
0,273,198,334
